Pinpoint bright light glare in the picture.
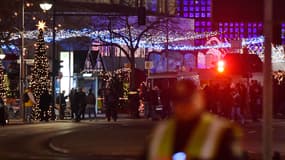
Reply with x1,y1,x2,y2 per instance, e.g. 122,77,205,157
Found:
36,20,47,31
40,2,52,11
217,60,225,73
172,152,186,160
83,73,92,77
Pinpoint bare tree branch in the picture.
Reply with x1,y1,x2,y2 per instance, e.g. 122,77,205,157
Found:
97,36,131,61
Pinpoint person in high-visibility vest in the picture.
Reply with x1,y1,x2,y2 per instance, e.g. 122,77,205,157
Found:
146,79,243,160
24,87,36,123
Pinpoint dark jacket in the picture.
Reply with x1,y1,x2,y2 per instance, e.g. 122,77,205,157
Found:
86,93,96,105
0,98,6,126
76,91,86,107
39,91,52,110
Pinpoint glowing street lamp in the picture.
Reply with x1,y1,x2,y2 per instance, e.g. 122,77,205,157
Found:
39,1,53,11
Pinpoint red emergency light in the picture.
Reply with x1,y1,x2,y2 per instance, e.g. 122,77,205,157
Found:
217,60,225,73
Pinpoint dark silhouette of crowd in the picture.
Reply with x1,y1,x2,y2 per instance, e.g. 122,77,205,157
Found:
68,87,97,122
104,88,118,121
0,97,7,126
57,90,68,120
39,90,52,122
202,79,263,124
139,82,173,120
138,78,274,124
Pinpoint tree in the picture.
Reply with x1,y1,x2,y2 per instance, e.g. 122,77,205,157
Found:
0,62,6,99
3,74,11,98
30,21,52,119
93,15,174,91
92,14,189,118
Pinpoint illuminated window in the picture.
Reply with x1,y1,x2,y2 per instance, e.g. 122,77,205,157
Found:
281,23,285,44
207,21,211,26
146,0,158,13
177,0,211,18
195,20,212,32
219,22,263,39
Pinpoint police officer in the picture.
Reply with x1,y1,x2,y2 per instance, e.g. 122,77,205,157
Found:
147,79,243,160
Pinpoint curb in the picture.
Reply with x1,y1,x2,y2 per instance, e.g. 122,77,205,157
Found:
48,139,70,154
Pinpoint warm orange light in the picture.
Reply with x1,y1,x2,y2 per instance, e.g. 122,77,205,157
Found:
217,60,225,73
36,20,46,31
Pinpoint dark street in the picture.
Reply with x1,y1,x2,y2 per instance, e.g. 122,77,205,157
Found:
0,118,284,160
0,119,154,160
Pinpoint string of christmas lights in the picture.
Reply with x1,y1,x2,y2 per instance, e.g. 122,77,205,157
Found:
242,36,264,46
6,28,269,52
10,28,220,44
0,62,6,100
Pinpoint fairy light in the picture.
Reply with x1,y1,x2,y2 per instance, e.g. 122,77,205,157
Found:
10,28,220,43
7,29,269,52
242,36,264,46
30,24,52,120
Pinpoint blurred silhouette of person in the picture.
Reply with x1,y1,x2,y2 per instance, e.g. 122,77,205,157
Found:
149,86,160,120
57,90,67,120
104,88,117,122
75,88,86,122
140,82,152,119
24,87,36,123
128,89,140,119
86,88,96,120
69,88,76,119
39,90,52,122
231,85,245,125
249,80,262,121
0,97,6,126
145,79,243,160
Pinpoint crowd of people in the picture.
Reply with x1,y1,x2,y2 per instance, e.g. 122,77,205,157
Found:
143,79,244,160
20,87,97,123
139,79,264,124
67,88,97,122
203,79,262,124
139,82,172,120
0,83,121,124
3,73,285,125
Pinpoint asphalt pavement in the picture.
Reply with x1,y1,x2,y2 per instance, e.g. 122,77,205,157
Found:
48,120,152,159
5,114,285,160
47,119,285,160
6,113,153,159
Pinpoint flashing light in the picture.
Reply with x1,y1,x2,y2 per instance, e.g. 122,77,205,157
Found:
217,60,225,73
172,152,186,160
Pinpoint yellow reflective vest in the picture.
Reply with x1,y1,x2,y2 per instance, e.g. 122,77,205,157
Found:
24,90,35,107
148,113,242,160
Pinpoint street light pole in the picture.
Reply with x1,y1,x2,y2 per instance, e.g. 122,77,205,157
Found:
20,0,25,122
263,0,273,160
51,0,56,120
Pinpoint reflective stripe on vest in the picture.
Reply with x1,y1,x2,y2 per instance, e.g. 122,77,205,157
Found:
148,113,230,160
149,120,174,160
186,113,228,159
